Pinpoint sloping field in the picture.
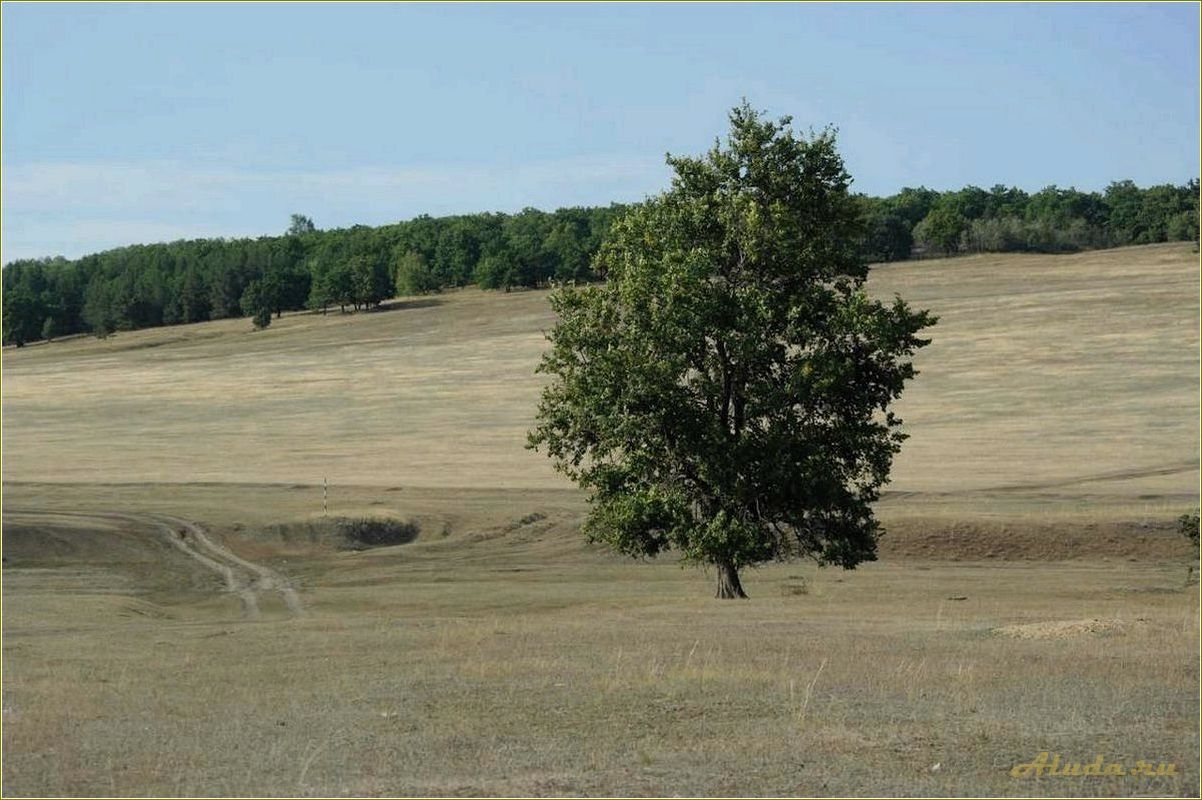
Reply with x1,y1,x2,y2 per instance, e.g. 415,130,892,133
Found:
2,244,1198,797
3,243,1198,505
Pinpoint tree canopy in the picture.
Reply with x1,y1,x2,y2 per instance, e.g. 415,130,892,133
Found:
528,103,936,598
2,171,1195,346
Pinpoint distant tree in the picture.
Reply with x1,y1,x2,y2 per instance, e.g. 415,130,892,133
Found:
2,287,44,346
474,249,519,291
288,214,316,237
1166,210,1200,244
528,103,935,598
947,185,990,220
396,214,441,266
2,175,1192,342
1104,180,1145,244
179,267,211,323
348,252,392,309
240,280,272,330
889,186,940,228
503,209,556,287
306,256,334,314
1137,184,1194,244
208,266,243,320
307,242,353,313
546,212,593,281
986,184,1030,218
395,250,440,295
81,279,118,337
327,260,354,312
862,207,913,262
433,223,480,287
914,203,968,255
264,265,308,318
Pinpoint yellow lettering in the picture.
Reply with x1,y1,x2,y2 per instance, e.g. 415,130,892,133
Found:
1104,763,1125,776
1083,755,1105,776
1011,752,1050,778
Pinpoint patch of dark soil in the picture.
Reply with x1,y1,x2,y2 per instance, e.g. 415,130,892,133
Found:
503,511,547,532
259,516,420,551
878,518,1196,561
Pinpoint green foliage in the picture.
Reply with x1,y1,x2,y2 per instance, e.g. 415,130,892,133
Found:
474,250,519,290
0,205,626,342
349,253,392,309
545,210,596,282
1104,180,1146,243
960,215,1108,254
208,266,244,320
240,280,272,330
179,267,210,324
433,224,479,287
40,314,64,341
986,183,1030,218
889,186,941,228
913,202,968,255
81,277,118,337
529,103,936,597
2,165,1196,345
307,243,350,313
503,209,557,288
860,201,913,262
871,179,1197,259
395,250,440,296
1178,510,1199,548
946,185,991,220
288,214,317,237
3,287,44,347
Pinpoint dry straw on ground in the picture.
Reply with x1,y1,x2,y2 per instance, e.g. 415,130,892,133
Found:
2,243,1198,796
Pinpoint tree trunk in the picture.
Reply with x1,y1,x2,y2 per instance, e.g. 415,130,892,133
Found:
715,560,748,599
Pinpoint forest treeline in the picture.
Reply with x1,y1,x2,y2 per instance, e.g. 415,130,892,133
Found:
3,179,1198,346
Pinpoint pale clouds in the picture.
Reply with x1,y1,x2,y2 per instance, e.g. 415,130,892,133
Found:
1,155,668,262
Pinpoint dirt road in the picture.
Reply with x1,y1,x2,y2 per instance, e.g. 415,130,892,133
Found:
3,509,303,619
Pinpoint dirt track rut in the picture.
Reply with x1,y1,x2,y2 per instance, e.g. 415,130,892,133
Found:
5,509,303,620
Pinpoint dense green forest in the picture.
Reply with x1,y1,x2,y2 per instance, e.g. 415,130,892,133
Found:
3,179,1198,346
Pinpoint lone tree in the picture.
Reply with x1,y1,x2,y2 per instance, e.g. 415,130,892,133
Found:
528,103,935,598
288,214,316,237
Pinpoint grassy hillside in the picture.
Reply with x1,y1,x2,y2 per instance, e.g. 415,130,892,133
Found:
4,242,1198,500
2,243,1198,796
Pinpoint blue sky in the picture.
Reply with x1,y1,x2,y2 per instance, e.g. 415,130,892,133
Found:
2,2,1198,263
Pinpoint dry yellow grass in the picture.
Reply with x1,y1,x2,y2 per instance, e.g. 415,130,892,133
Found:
3,243,1197,500
2,243,1199,796
2,500,1197,796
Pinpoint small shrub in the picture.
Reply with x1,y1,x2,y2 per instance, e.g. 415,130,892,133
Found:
1178,510,1199,548
337,517,420,549
503,512,547,532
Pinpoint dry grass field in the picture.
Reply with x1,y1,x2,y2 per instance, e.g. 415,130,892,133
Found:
2,242,1199,796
